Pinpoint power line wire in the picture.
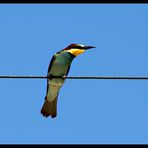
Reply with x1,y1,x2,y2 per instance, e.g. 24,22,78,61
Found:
0,75,148,80
63,76,148,80
0,75,47,79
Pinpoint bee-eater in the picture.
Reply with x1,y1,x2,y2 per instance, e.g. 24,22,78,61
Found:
41,43,95,118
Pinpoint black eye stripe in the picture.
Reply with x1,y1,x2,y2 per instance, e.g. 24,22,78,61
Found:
71,46,84,49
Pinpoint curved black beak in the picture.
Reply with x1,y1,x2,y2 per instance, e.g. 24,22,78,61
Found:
84,46,96,50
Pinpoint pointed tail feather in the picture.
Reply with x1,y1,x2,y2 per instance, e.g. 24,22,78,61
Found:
40,96,57,118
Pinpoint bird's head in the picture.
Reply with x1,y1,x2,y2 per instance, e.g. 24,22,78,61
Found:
63,43,95,56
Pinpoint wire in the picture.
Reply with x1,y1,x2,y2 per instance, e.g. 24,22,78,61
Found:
0,75,47,79
0,75,148,80
63,76,148,80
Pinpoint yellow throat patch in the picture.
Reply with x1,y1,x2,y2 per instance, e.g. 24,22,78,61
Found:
67,49,85,56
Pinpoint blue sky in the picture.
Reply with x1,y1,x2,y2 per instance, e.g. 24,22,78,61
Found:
0,4,148,144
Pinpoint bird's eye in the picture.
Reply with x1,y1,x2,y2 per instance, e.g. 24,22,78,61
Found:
76,46,84,49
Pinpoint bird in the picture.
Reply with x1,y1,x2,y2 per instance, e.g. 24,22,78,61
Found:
40,43,95,118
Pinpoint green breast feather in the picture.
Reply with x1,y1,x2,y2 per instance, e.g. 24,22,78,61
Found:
49,51,75,76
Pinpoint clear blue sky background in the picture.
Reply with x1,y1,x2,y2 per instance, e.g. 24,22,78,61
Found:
0,4,148,144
